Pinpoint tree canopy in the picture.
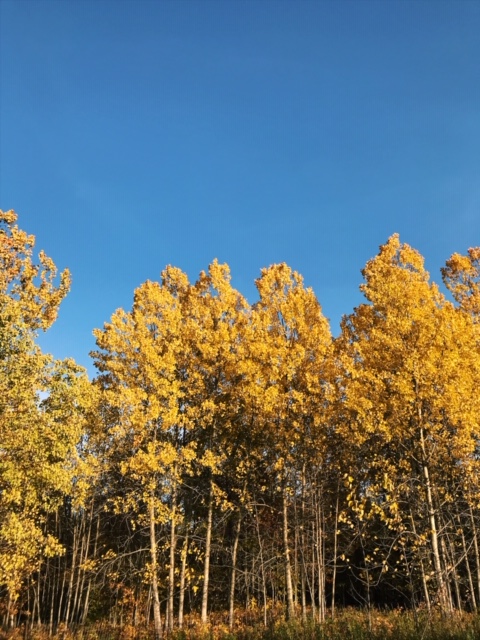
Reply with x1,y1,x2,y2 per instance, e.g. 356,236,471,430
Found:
2,210,480,632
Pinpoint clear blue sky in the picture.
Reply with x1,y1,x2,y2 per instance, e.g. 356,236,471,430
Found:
1,0,479,378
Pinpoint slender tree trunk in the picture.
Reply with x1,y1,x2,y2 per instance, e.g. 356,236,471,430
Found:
293,492,299,611
201,479,214,624
358,523,372,623
469,506,480,604
315,489,326,622
228,510,242,629
299,464,307,622
149,497,163,640
300,567,306,622
167,475,178,633
7,593,15,628
29,578,35,630
77,504,95,623
459,518,477,610
444,531,462,610
419,425,450,613
419,554,432,609
423,463,449,611
145,586,152,627
331,489,340,619
254,503,268,627
282,485,295,620
54,556,66,632
72,511,88,623
82,513,100,625
35,574,41,626
440,536,455,611
310,518,317,622
64,520,79,626
178,529,189,629
409,508,431,610
35,562,42,625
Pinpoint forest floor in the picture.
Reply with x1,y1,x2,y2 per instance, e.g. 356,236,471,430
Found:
2,609,480,640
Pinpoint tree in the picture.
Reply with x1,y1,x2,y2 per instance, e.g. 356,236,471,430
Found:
92,260,253,631
93,267,196,639
248,263,333,619
0,210,88,624
337,235,480,613
182,261,250,625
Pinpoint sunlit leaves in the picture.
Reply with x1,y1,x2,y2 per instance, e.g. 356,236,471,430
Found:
0,211,88,607
338,234,480,610
442,247,480,316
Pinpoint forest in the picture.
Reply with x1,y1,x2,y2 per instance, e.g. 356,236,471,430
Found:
1,209,480,639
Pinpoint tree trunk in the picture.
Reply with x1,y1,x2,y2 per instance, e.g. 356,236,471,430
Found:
149,497,163,640
167,475,178,633
409,508,431,610
282,485,295,619
469,506,480,604
315,488,326,622
419,425,451,613
254,503,268,627
82,513,100,625
55,557,67,631
72,510,89,623
178,529,189,629
331,489,340,619
228,510,242,629
64,520,79,626
460,523,476,610
201,479,214,624
443,527,462,610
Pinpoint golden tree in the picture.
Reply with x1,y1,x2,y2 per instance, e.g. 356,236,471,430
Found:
442,247,480,606
248,263,333,619
180,261,251,625
93,267,194,639
337,235,480,613
0,211,88,621
92,260,250,632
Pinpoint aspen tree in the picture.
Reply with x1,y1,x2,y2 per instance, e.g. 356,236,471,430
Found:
442,247,480,606
183,261,250,624
249,264,332,619
93,261,250,629
93,268,195,639
338,235,480,613
0,211,87,623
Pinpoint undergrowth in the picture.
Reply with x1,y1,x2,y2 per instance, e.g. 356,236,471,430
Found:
3,609,480,640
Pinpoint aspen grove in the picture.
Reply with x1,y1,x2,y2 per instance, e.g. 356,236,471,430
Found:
2,210,480,632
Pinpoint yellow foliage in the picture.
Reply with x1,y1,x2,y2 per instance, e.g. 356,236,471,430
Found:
0,211,88,606
338,235,480,594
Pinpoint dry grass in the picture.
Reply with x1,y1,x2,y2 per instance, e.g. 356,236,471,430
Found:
2,609,480,640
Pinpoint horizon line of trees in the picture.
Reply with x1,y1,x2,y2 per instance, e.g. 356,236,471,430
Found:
1,209,480,637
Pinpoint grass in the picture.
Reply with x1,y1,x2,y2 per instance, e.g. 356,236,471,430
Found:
3,609,480,640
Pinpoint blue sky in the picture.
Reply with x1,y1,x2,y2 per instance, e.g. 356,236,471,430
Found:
1,0,479,378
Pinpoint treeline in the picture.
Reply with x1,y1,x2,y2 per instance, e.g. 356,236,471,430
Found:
1,209,480,636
